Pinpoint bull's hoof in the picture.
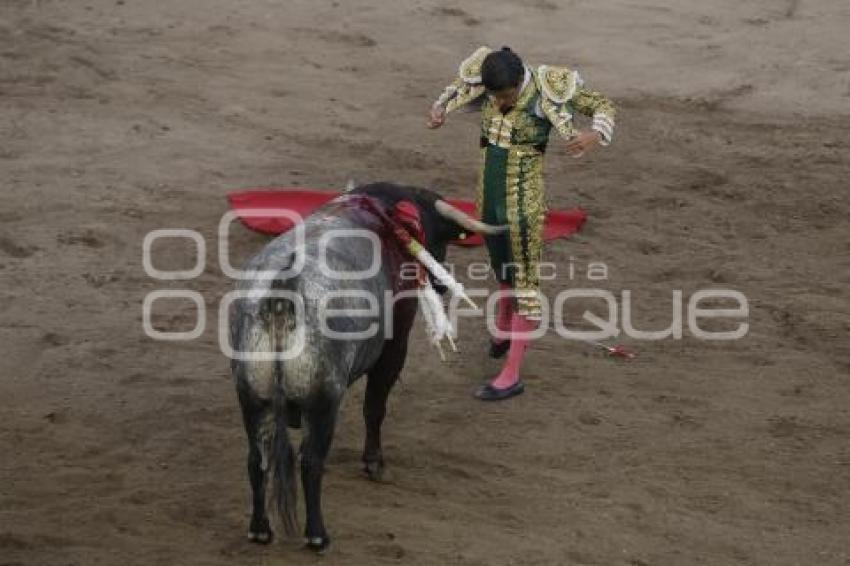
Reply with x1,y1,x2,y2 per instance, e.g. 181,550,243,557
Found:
248,516,273,544
362,460,385,482
247,528,274,545
305,535,331,554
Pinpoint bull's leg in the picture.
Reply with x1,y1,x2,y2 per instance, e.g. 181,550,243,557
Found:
362,339,408,481
238,387,274,544
301,399,339,553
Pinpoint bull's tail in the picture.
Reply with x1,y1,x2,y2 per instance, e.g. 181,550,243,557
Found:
266,268,301,537
270,376,298,536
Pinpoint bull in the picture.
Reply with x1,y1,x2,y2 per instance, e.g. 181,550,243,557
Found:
229,182,504,552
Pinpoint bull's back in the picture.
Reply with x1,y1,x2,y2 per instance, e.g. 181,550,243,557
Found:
231,211,395,402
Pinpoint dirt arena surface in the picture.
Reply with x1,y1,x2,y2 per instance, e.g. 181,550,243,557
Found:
1,1,848,564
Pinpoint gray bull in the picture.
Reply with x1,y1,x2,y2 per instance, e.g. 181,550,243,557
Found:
230,183,503,552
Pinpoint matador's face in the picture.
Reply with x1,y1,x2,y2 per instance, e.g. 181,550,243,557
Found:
488,86,520,113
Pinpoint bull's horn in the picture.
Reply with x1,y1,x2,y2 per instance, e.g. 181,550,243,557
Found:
435,200,508,235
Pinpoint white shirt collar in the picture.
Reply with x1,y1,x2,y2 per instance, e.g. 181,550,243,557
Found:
519,65,532,95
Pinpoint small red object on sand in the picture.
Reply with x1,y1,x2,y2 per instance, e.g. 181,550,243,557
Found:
585,341,636,360
606,345,636,360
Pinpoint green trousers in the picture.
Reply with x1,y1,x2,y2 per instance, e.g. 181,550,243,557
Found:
478,144,547,320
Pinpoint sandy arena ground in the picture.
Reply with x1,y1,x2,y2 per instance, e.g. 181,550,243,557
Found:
1,0,849,564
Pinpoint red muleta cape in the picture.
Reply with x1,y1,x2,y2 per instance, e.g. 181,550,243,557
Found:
226,188,587,246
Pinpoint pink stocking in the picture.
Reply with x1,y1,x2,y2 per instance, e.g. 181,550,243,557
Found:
489,313,538,390
493,283,514,342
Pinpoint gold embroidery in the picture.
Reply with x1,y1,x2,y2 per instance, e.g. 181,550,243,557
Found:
475,70,551,319
475,147,486,218
505,148,523,289
470,66,611,319
444,83,486,113
537,65,578,104
534,65,619,143
435,47,492,113
505,148,546,319
572,87,617,120
480,69,541,144
434,77,462,109
458,46,492,85
539,96,577,140
487,116,513,148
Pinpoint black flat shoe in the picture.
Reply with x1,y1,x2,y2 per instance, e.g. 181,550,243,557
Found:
488,339,510,359
474,381,525,401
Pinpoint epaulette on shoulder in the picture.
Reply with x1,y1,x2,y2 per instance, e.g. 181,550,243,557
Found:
458,46,493,85
536,65,579,103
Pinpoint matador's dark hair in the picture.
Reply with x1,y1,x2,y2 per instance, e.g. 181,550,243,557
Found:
481,47,525,92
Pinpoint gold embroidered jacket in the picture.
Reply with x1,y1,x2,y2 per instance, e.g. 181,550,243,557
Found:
433,46,616,145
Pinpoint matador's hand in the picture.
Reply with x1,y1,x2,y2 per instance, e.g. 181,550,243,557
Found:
565,130,603,158
426,105,447,129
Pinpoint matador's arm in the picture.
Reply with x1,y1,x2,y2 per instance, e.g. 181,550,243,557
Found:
571,79,616,146
536,65,617,146
432,46,490,114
